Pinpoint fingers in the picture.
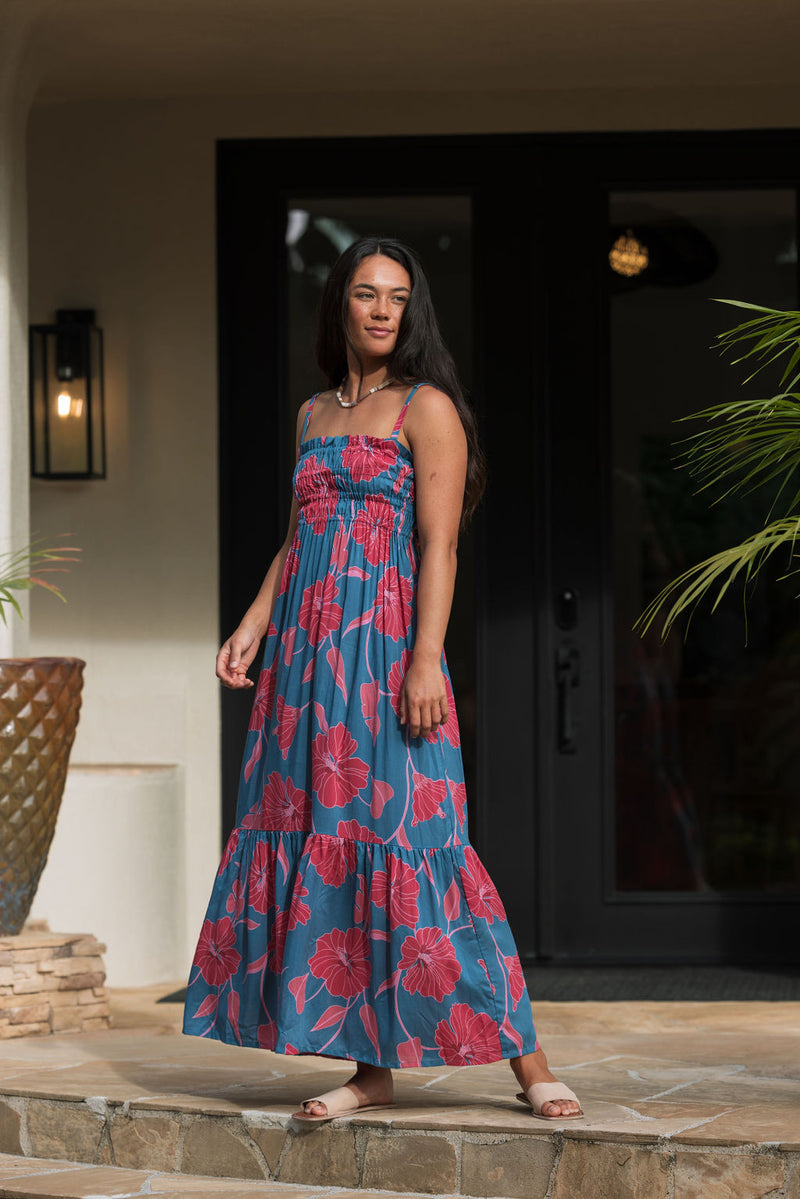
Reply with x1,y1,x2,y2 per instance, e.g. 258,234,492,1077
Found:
216,637,255,690
402,689,447,739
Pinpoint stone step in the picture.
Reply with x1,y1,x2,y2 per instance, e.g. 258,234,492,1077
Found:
0,988,798,1198
0,1152,437,1198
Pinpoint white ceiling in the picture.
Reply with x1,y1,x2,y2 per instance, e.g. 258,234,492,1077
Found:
31,0,800,102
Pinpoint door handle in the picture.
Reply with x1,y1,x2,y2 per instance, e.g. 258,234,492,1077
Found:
556,644,580,754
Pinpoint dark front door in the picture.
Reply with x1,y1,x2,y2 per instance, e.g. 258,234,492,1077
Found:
217,129,800,966
542,134,800,962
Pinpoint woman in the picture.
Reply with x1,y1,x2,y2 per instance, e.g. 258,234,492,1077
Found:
183,236,582,1123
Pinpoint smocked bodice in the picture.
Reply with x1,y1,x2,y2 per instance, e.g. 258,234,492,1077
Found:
293,434,416,541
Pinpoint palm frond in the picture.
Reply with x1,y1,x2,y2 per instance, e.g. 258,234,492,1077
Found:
639,300,800,639
0,537,82,621
636,517,800,641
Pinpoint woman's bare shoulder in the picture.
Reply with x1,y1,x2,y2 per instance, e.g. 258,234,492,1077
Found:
406,384,464,440
298,389,334,426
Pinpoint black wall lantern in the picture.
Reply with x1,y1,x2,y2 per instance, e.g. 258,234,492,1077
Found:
29,308,106,479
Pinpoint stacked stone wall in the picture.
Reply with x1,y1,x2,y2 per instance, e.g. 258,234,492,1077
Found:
0,932,111,1038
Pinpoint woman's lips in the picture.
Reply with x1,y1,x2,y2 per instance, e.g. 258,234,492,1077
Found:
366,328,392,337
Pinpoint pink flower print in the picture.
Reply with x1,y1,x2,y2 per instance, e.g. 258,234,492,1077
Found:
275,696,302,758
399,927,462,1001
308,835,358,887
460,846,507,924
397,1036,423,1067
307,491,338,533
504,954,526,1009
441,674,461,747
298,575,343,646
388,650,412,717
375,566,413,642
257,1021,277,1050
435,1003,502,1066
369,778,393,818
449,780,467,829
248,665,276,731
393,461,413,495
193,917,241,987
330,519,349,571
336,818,382,844
281,543,300,589
248,839,277,915
295,454,338,522
244,771,310,831
341,437,391,481
360,679,381,743
288,883,311,930
309,927,371,998
354,876,368,924
219,828,240,872
312,723,369,808
411,773,447,825
351,498,392,566
294,452,321,496
267,909,289,971
225,878,245,918
370,854,420,929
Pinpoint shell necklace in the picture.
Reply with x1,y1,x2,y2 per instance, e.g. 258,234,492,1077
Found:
336,376,395,409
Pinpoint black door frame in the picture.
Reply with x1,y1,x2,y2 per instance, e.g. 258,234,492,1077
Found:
541,131,800,963
217,127,800,965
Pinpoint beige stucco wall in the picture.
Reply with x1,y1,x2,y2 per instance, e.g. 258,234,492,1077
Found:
0,0,51,657
25,84,800,980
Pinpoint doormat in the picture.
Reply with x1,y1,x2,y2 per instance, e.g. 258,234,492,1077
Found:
162,965,800,1006
524,965,800,1002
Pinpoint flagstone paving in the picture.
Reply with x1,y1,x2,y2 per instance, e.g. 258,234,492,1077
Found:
0,985,797,1198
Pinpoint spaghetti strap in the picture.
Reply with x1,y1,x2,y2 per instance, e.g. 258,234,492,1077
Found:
301,393,320,442
391,382,425,440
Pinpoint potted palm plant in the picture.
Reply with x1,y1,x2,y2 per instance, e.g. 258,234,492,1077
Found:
638,299,800,638
0,539,84,935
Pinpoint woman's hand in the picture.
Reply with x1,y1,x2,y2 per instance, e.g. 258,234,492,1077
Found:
400,653,450,738
216,623,264,689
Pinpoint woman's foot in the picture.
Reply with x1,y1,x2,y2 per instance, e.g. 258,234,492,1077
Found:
510,1048,582,1118
297,1062,393,1120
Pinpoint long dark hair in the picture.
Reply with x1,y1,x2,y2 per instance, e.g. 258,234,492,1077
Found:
315,236,487,528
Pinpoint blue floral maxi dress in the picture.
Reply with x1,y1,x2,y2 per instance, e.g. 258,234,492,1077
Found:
183,385,539,1067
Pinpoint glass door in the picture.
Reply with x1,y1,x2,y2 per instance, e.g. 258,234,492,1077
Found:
545,142,800,962
611,188,800,897
219,130,800,966
217,137,545,962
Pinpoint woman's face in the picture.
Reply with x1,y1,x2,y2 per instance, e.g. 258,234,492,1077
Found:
346,254,411,362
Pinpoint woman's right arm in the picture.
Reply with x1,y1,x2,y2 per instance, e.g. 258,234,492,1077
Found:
216,399,309,690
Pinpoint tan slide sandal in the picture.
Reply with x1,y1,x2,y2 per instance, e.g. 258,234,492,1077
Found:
293,1084,395,1123
516,1082,584,1120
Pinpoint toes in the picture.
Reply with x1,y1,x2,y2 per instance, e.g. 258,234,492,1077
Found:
541,1100,579,1117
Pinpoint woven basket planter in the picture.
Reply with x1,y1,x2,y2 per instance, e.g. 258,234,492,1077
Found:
0,657,85,935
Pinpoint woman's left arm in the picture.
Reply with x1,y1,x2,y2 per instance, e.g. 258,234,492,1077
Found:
400,386,468,739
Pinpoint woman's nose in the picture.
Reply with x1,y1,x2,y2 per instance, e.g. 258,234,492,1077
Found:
371,297,390,319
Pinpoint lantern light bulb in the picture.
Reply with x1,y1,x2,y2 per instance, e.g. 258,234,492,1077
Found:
55,388,84,419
